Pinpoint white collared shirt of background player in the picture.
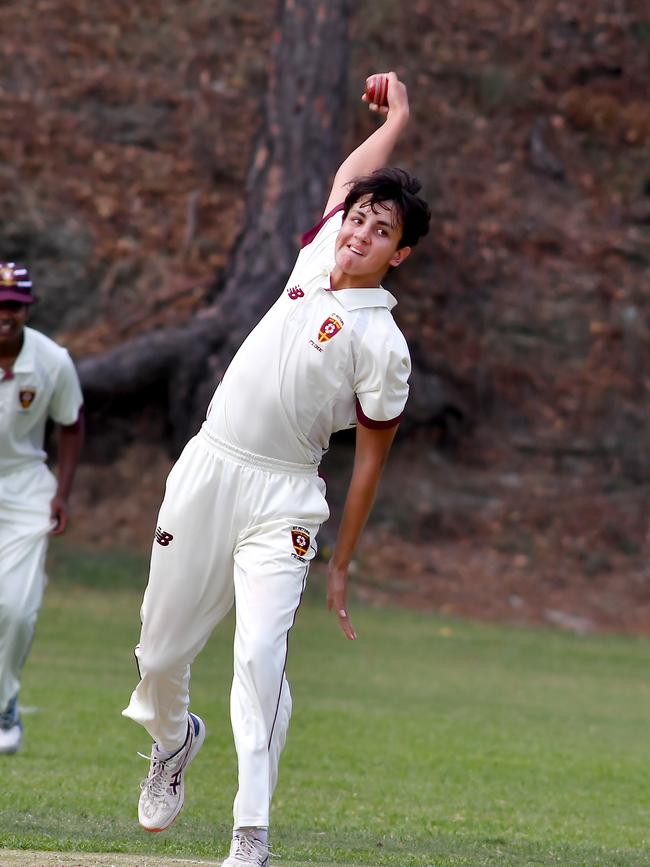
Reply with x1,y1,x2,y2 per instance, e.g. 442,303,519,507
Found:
205,205,411,464
0,326,83,474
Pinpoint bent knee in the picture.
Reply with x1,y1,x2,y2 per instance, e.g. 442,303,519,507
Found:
135,645,187,679
237,636,286,677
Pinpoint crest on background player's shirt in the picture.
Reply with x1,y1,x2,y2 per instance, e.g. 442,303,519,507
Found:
18,389,36,409
318,313,343,343
291,526,311,558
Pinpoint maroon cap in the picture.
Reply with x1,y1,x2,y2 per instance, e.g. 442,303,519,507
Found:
0,262,34,304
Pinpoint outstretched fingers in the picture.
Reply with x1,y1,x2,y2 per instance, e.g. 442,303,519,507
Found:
327,561,358,641
335,605,357,641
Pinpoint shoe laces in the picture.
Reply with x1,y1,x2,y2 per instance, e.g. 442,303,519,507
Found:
138,747,184,799
231,832,273,865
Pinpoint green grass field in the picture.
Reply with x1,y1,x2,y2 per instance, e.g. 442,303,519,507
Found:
2,547,650,866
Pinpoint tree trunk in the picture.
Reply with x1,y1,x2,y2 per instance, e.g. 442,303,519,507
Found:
79,0,352,452
78,0,472,457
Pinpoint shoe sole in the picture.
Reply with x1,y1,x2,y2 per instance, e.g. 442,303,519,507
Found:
140,713,206,833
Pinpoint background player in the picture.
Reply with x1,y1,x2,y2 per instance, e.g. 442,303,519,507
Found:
0,262,84,754
123,71,430,866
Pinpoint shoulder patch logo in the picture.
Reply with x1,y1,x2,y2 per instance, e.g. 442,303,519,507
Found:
18,389,36,409
155,527,174,547
291,526,311,558
287,285,305,300
318,313,344,343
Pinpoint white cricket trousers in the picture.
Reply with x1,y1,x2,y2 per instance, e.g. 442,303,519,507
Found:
0,462,56,711
122,426,329,829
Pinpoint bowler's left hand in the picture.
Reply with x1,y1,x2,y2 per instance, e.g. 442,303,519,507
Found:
327,560,357,641
50,495,69,535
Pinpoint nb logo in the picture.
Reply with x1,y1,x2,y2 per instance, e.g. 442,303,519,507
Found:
155,527,174,546
287,285,304,300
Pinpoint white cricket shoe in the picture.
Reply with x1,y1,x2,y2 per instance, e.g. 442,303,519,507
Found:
0,722,22,755
0,697,21,755
222,830,270,866
138,712,205,832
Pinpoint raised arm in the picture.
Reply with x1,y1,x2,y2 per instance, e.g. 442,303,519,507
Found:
323,71,410,216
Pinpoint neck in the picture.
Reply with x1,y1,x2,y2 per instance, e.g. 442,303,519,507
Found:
330,266,383,290
0,333,24,367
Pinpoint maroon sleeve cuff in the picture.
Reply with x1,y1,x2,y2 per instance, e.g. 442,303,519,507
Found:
355,398,402,430
61,404,85,432
300,203,345,248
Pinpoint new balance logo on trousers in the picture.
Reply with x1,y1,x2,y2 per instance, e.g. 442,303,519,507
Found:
155,527,174,546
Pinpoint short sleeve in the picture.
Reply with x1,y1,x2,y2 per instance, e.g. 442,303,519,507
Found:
354,325,411,429
295,205,344,271
48,350,84,426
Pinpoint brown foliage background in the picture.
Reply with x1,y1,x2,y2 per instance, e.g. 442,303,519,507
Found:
1,0,649,630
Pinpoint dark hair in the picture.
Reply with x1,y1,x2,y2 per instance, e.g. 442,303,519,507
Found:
343,167,431,249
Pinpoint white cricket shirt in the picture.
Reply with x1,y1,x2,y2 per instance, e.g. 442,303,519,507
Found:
205,206,411,465
0,327,83,474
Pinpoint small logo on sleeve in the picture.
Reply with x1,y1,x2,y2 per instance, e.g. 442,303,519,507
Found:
318,314,343,343
290,526,311,561
18,389,36,409
155,527,174,547
287,285,305,300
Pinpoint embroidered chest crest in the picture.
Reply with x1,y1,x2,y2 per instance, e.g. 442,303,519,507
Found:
19,388,36,409
318,313,344,343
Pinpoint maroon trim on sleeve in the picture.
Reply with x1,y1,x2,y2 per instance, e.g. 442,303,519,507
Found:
61,404,85,432
300,203,345,248
355,398,402,430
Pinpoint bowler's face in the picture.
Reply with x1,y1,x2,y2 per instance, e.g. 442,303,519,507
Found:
334,199,410,287
0,301,28,346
